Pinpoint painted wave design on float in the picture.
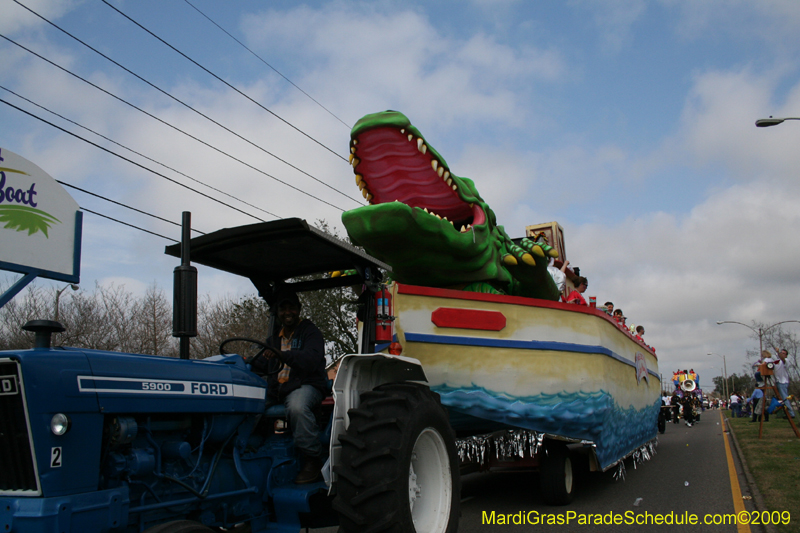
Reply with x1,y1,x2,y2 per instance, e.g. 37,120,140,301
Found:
433,384,659,469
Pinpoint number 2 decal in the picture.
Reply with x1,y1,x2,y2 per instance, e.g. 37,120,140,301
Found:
51,447,62,468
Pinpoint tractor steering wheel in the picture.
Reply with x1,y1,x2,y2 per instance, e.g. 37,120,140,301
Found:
219,337,282,376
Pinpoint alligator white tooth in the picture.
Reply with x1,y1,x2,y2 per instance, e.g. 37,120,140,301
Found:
423,207,429,213
352,139,358,145
400,129,405,134
408,134,413,141
362,188,370,199
443,171,450,180
452,184,457,191
352,158,360,168
421,144,427,154
467,224,472,229
417,138,424,151
446,178,452,186
356,173,364,184
431,160,438,171
436,214,441,219
349,154,354,163
461,225,467,232
358,181,364,191
366,193,373,201
437,166,444,177
351,146,356,154
443,216,448,221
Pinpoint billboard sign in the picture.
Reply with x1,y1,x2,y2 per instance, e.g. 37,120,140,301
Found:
0,147,81,283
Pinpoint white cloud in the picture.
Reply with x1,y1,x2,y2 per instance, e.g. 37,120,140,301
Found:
240,2,567,131
570,0,647,55
666,0,800,51
572,180,800,378
0,0,80,35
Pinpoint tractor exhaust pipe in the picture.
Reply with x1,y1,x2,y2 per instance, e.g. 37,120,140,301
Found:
173,211,197,359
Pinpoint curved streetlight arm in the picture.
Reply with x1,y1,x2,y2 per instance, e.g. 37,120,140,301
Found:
716,319,799,359
716,320,755,331
762,320,800,333
755,116,800,127
54,284,79,321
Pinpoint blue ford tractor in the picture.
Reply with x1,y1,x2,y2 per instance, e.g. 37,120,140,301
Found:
0,218,460,533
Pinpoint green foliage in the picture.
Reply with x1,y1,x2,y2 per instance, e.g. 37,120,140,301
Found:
0,205,60,237
712,373,755,396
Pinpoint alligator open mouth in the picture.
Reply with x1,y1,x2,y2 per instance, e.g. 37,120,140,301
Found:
350,126,486,233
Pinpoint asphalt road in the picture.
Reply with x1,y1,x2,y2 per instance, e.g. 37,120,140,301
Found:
313,409,758,532
457,409,755,532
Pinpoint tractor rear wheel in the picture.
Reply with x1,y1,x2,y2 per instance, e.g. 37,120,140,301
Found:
333,382,459,533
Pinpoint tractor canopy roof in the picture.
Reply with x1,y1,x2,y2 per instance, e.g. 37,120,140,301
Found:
165,218,390,303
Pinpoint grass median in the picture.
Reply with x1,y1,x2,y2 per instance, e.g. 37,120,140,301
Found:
726,410,800,533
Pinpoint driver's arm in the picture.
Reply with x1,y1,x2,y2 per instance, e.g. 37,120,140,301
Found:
249,346,280,373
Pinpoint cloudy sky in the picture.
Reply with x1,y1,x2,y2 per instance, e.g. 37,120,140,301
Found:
2,0,800,386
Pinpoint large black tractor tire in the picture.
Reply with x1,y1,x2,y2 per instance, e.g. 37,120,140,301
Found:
333,382,460,533
142,520,216,533
539,441,575,506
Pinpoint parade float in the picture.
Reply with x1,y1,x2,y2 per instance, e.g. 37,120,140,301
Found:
341,111,660,501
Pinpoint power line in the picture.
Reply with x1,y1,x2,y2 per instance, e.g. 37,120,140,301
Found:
0,33,346,212
11,1,362,207
100,0,349,164
81,207,177,242
57,180,206,235
183,0,351,129
0,84,277,221
0,97,273,221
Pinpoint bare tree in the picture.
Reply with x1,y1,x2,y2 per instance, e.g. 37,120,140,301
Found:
745,321,800,395
0,219,368,362
133,283,175,356
0,283,50,349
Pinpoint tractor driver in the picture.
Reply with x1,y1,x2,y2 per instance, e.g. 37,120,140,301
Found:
250,290,327,484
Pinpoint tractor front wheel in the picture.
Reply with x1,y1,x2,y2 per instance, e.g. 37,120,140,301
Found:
333,383,459,533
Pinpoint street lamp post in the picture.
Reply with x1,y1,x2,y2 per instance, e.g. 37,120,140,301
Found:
54,284,79,322
755,116,800,127
716,320,800,356
708,352,728,400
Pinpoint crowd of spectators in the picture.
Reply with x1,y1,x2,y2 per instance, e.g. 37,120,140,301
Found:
546,259,654,351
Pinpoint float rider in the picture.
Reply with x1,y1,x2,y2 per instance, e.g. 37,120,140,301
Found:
250,290,327,484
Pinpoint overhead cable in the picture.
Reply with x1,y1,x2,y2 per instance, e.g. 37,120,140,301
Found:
100,0,348,163
0,85,276,220
0,97,273,221
183,0,351,129
81,207,177,242
57,180,206,235
11,1,362,206
0,34,345,212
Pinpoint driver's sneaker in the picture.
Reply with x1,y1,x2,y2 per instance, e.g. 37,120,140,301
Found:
295,455,323,484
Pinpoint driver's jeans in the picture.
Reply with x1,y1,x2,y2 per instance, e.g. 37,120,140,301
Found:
284,384,324,458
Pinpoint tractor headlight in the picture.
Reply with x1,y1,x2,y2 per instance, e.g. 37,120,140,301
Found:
50,413,71,436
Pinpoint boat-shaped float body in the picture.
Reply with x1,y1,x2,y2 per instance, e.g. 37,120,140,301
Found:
386,282,660,471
